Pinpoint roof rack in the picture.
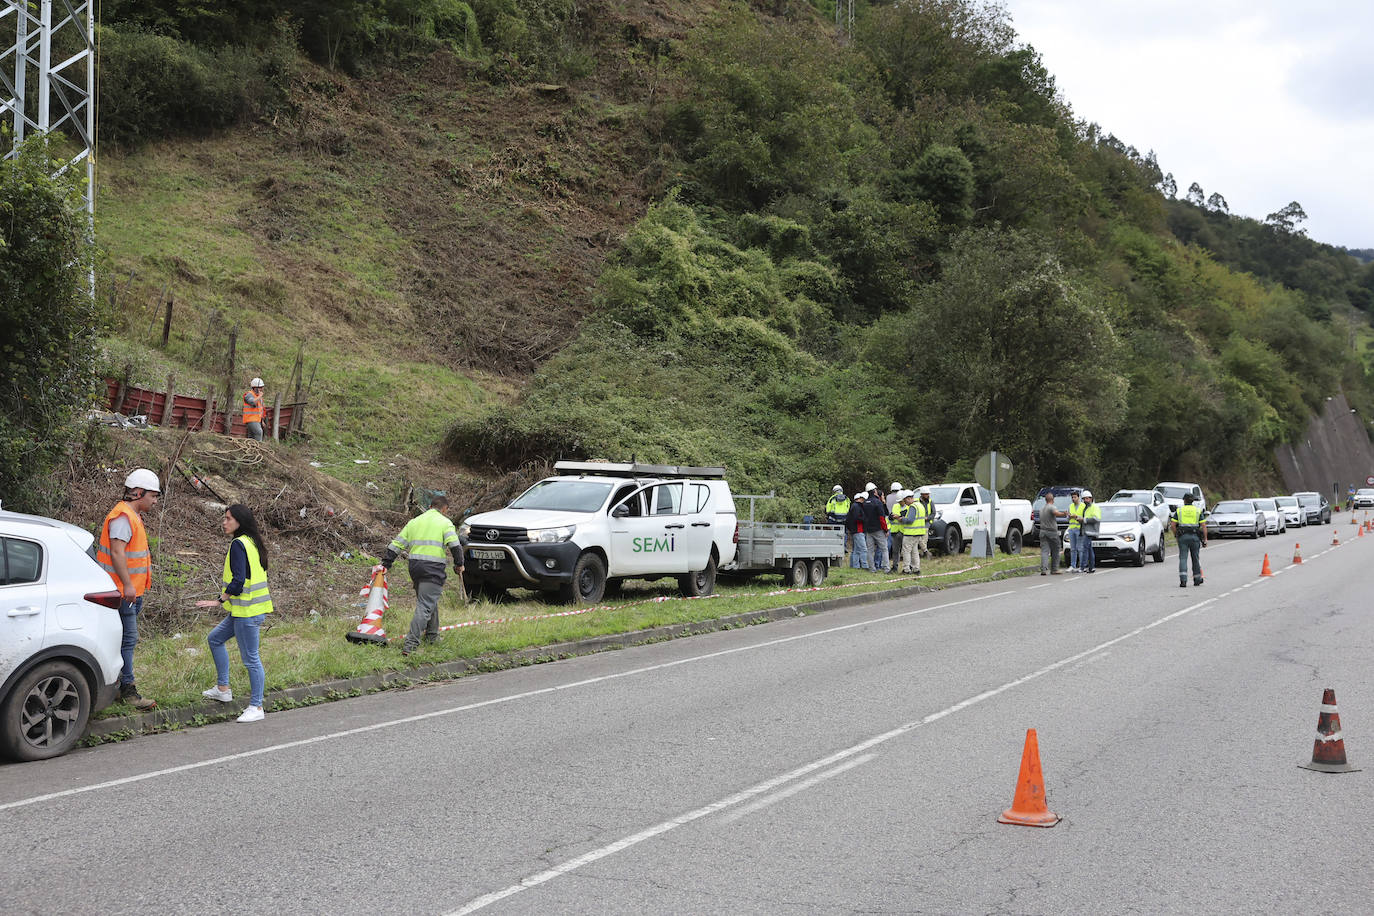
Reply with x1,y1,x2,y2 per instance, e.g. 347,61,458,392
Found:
553,460,727,480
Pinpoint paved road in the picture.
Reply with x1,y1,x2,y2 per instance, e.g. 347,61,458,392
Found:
4,526,1372,914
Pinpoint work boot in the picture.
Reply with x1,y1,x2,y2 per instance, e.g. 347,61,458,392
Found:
1193,577,1204,587
1179,578,1187,588
120,683,157,711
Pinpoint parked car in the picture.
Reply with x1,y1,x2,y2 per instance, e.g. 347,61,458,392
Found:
1274,495,1306,528
1294,491,1331,525
1062,501,1165,567
1029,485,1085,545
1109,488,1170,525
1155,481,1207,515
1353,488,1374,510
1208,500,1261,539
1250,498,1284,535
1,508,124,762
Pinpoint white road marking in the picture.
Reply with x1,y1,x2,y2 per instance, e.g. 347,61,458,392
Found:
446,593,1220,915
0,590,1013,814
721,753,878,823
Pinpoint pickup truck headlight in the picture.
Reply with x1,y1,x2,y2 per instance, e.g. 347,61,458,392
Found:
458,523,471,539
528,525,576,543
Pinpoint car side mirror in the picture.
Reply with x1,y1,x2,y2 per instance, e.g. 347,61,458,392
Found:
960,497,975,506
612,504,630,518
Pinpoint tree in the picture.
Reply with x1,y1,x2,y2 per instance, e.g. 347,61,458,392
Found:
1185,182,1204,207
1159,172,1177,199
1206,192,1229,213
0,137,100,510
1265,200,1308,236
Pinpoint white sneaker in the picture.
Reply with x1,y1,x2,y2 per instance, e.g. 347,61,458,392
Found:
236,705,264,723
202,686,233,702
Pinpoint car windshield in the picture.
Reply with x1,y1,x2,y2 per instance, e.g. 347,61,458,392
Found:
1157,485,1193,499
1111,491,1151,502
926,485,963,504
1297,494,1320,506
1253,499,1277,510
509,479,614,513
1359,489,1374,497
1214,501,1252,514
1276,496,1298,507
1099,505,1139,522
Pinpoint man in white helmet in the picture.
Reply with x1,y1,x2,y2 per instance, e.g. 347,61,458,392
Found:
825,485,852,555
95,469,162,710
243,377,266,441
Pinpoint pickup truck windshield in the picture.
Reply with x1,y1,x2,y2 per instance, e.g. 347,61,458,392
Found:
1157,485,1193,499
509,480,614,513
926,486,963,504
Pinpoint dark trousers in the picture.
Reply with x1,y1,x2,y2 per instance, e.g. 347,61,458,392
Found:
1178,533,1202,581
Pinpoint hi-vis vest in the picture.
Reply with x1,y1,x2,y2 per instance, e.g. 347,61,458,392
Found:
1068,501,1085,530
222,535,273,617
1174,504,1203,531
390,509,460,566
912,499,933,535
97,502,150,597
890,503,915,536
826,495,850,518
242,391,264,425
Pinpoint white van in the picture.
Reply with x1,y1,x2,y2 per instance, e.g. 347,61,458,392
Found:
1154,481,1206,516
460,462,738,604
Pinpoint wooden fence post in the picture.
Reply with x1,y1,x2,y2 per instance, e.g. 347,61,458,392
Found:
272,393,282,442
162,373,176,426
113,362,132,414
161,297,173,348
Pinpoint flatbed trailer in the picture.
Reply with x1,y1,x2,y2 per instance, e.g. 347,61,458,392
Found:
724,520,846,586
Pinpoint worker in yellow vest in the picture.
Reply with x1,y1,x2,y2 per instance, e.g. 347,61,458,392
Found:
381,494,464,655
1067,491,1086,571
195,504,274,722
1080,490,1101,574
1171,493,1208,587
911,487,935,572
242,377,266,441
96,469,160,710
825,485,851,553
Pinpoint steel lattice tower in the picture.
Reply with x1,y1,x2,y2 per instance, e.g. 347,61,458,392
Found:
1,0,95,217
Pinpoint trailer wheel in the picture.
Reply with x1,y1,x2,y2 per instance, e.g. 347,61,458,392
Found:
809,559,827,587
788,558,809,587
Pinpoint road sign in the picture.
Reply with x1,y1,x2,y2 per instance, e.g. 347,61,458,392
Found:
1366,475,1373,486
975,451,1014,491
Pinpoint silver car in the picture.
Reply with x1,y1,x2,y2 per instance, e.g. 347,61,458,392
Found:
1208,500,1261,539
1251,498,1284,535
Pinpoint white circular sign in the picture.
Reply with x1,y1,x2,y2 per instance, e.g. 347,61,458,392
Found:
1366,475,1374,486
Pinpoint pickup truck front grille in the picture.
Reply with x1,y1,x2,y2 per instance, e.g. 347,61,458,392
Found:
467,526,529,544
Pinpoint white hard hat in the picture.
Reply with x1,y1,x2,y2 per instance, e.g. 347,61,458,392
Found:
124,468,161,493
919,486,930,495
853,492,866,500
890,481,902,491
1082,489,1093,499
865,482,877,491
250,377,264,388
832,484,844,493
901,490,914,500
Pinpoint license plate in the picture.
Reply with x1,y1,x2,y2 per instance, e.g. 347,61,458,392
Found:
471,549,504,560
478,560,502,571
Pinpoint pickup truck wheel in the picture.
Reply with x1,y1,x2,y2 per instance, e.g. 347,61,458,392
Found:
1,661,91,762
559,553,606,604
809,559,827,586
943,525,963,555
680,556,717,597
1002,525,1023,555
788,558,809,587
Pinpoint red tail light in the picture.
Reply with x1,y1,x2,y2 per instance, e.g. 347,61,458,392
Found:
733,523,739,544
84,590,123,609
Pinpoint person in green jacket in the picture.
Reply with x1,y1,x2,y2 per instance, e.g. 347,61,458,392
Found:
381,495,464,655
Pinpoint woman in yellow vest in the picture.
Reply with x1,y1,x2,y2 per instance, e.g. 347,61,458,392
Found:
196,504,273,722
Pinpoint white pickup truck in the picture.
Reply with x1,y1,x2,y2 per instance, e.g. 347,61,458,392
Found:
923,483,1032,555
459,461,738,605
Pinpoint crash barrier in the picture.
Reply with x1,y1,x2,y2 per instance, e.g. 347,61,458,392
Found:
343,563,1004,645
101,377,307,439
998,728,1060,827
1299,688,1361,773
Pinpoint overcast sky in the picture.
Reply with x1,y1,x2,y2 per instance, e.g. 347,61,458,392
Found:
1004,1,1374,250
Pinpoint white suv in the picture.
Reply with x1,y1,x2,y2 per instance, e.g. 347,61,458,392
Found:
1,507,124,761
460,462,739,604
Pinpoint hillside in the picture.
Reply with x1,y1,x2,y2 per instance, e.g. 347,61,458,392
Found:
14,0,1374,629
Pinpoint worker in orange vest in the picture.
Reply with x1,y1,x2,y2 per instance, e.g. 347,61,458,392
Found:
243,377,266,441
96,469,161,710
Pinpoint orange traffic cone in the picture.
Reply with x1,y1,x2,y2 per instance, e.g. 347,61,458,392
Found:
998,729,1060,827
1260,554,1273,576
1299,688,1361,773
1332,529,1340,546
1360,523,1366,538
1293,543,1303,564
345,567,390,645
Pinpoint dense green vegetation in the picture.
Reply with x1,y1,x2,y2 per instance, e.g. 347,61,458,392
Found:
0,139,100,511
449,0,1373,509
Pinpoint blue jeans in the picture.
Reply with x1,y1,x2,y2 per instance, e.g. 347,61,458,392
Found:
1081,530,1097,571
1067,529,1081,569
849,531,869,569
118,596,143,685
208,614,266,707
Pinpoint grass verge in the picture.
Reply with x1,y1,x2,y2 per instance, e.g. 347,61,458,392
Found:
97,552,1038,720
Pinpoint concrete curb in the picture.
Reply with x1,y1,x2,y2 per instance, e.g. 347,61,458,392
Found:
84,563,1039,742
